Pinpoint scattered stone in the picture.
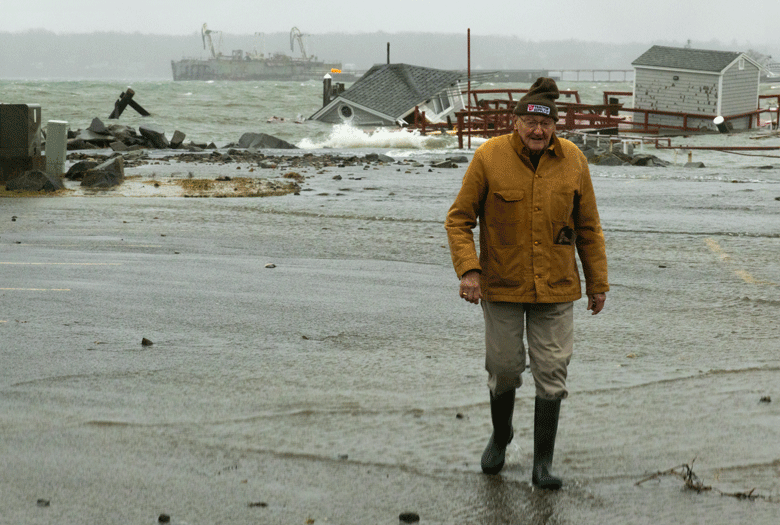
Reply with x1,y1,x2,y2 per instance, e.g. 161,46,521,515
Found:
65,160,100,181
248,501,268,508
80,156,125,189
284,172,305,183
399,512,420,523
36,499,50,507
265,263,276,268
760,395,771,403
88,117,110,135
142,338,154,346
238,132,298,150
170,130,186,149
447,155,469,163
684,161,706,168
73,128,113,146
139,125,170,149
431,160,458,168
5,171,65,192
332,174,342,180
158,514,170,523
596,154,628,166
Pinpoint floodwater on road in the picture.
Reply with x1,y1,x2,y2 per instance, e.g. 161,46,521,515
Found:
2,145,779,524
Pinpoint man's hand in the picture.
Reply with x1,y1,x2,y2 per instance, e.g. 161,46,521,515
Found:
459,270,482,305
587,293,606,315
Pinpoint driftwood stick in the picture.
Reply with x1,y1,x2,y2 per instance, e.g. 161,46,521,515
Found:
636,460,769,501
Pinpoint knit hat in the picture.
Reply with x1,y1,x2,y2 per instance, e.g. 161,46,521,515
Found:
513,77,559,121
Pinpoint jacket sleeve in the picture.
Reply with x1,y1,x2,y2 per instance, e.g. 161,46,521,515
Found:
445,149,487,279
573,157,610,295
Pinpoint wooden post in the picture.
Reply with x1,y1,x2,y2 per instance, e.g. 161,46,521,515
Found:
109,88,150,119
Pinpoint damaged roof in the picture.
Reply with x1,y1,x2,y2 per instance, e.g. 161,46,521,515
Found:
335,63,463,120
632,45,745,73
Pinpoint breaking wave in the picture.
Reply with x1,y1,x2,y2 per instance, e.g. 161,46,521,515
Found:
297,123,485,150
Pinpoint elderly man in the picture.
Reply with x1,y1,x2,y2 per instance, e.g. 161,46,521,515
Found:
445,77,609,489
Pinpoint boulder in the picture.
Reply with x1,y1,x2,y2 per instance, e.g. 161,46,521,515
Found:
65,160,100,180
73,129,113,146
170,130,186,149
5,170,65,192
139,125,170,149
80,156,125,188
631,154,670,167
88,118,110,135
431,160,459,168
446,155,469,163
596,154,628,166
238,132,298,150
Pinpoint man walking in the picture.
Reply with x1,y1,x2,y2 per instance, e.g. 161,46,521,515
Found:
445,77,609,489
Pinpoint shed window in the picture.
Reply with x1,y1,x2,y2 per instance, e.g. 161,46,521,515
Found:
739,57,745,70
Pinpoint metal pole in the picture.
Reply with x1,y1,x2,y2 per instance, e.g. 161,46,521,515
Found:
467,28,471,150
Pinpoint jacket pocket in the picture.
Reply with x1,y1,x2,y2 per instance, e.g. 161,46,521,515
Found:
548,244,579,290
493,190,525,223
490,190,525,245
486,244,525,288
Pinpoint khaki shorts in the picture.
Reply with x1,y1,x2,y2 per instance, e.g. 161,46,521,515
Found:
481,301,573,400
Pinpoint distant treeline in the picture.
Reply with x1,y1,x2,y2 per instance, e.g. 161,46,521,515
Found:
0,30,768,81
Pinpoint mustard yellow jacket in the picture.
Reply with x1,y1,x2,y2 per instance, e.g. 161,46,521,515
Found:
445,132,609,303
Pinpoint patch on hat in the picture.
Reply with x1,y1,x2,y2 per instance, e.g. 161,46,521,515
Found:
527,104,551,115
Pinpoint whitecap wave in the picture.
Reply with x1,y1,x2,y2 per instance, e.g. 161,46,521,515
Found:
297,124,461,150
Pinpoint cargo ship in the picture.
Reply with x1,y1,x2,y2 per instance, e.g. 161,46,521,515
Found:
171,25,346,81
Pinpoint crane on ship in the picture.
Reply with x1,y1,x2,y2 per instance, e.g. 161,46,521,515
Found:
201,23,223,58
290,27,309,61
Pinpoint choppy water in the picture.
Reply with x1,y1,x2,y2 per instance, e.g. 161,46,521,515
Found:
2,80,780,524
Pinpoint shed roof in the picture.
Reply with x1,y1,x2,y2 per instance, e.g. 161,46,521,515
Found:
632,45,743,73
338,63,463,120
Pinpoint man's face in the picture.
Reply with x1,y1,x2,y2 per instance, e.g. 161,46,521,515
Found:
514,115,555,152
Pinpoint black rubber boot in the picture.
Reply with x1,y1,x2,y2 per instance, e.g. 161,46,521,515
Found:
481,388,515,474
532,396,563,490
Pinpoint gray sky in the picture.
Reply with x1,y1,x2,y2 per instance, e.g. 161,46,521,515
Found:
2,0,778,48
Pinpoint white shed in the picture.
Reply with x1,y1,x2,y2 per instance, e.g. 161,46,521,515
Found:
631,45,762,131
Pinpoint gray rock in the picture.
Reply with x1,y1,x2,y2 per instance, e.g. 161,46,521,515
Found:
596,154,628,166
579,146,597,160
5,171,65,192
446,156,469,163
80,156,125,188
238,132,298,150
65,160,100,180
73,129,113,145
631,154,670,167
684,161,706,168
170,130,186,149
88,117,110,135
139,125,170,149
431,160,459,168
80,170,123,188
110,141,129,152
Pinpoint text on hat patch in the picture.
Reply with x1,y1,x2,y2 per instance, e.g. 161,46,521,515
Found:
527,104,551,115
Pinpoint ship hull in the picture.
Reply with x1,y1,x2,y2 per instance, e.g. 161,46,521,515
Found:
171,57,345,81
